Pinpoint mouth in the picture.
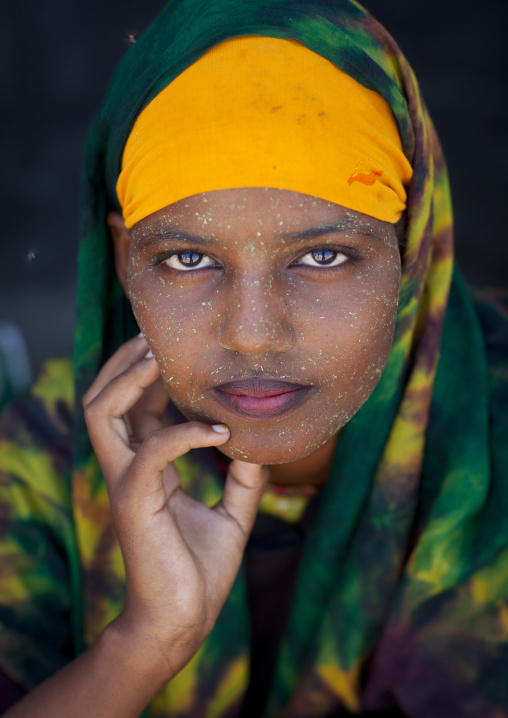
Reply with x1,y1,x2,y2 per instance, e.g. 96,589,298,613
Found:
212,377,313,420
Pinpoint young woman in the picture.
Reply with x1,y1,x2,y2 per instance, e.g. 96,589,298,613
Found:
1,1,507,716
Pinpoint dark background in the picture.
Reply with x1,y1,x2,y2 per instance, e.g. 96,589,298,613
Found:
1,0,507,377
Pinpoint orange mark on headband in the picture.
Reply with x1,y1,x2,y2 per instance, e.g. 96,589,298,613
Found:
348,168,383,186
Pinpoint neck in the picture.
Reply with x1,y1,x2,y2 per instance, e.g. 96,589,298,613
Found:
268,431,340,488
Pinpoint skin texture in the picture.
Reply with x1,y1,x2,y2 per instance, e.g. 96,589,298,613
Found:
5,335,269,717
3,189,402,717
109,187,402,477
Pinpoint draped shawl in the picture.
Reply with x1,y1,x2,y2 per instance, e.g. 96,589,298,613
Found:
69,1,508,715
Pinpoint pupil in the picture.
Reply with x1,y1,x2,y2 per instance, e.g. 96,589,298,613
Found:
179,251,202,266
313,249,336,265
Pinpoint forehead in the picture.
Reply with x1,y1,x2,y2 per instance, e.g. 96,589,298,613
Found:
129,187,395,245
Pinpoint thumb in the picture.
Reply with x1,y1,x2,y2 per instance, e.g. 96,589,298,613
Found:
216,460,269,537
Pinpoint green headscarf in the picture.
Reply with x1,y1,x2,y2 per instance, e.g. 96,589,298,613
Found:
71,0,508,715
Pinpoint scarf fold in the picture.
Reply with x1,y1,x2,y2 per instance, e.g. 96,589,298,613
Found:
71,1,508,716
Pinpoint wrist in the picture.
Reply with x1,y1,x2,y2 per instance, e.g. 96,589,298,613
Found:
99,617,176,694
101,612,202,690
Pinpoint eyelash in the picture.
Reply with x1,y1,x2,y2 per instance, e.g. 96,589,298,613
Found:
151,246,358,274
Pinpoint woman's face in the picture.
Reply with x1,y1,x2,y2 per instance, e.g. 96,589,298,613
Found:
123,188,401,464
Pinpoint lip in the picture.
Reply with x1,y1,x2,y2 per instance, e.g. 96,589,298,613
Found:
212,378,313,420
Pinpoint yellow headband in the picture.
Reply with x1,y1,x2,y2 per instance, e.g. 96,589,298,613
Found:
117,36,413,228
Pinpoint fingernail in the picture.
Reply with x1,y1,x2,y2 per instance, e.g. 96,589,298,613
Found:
145,349,154,359
138,331,144,338
212,423,229,434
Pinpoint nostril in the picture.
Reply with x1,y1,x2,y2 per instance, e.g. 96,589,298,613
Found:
217,282,296,354
217,312,295,354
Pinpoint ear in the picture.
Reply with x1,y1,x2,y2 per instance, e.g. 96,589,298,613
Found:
394,212,407,254
107,211,130,294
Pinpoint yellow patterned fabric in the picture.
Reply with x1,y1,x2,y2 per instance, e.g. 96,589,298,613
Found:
258,483,317,524
70,0,508,714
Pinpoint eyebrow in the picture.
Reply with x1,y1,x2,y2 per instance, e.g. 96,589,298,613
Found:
280,219,381,242
136,218,381,248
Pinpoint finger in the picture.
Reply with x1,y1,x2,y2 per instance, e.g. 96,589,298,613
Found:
216,460,269,537
82,333,149,407
126,423,231,513
84,356,161,482
129,376,169,441
136,376,169,417
86,355,161,427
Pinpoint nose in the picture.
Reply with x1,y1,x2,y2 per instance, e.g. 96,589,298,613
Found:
218,275,295,354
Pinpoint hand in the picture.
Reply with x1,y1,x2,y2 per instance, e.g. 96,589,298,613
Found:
82,334,268,680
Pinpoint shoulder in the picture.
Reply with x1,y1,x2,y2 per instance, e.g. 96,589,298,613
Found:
0,357,75,526
0,359,76,691
469,286,508,363
469,286,508,422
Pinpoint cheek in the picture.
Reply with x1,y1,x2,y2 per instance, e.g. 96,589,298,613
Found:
127,267,217,401
299,260,400,405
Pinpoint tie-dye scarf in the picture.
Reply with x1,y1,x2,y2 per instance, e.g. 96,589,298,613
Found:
68,0,508,715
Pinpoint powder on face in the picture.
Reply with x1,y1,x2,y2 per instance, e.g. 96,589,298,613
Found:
121,187,401,465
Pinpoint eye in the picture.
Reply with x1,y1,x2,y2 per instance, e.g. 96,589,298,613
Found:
297,248,349,268
163,251,215,271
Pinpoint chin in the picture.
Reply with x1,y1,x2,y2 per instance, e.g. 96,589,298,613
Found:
169,397,309,464
170,395,349,465
215,441,297,465
214,429,328,465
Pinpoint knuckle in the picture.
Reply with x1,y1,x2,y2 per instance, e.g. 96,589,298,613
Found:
83,400,98,424
82,387,94,409
182,421,211,442
172,423,206,451
83,393,107,420
143,429,162,454
188,421,209,432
